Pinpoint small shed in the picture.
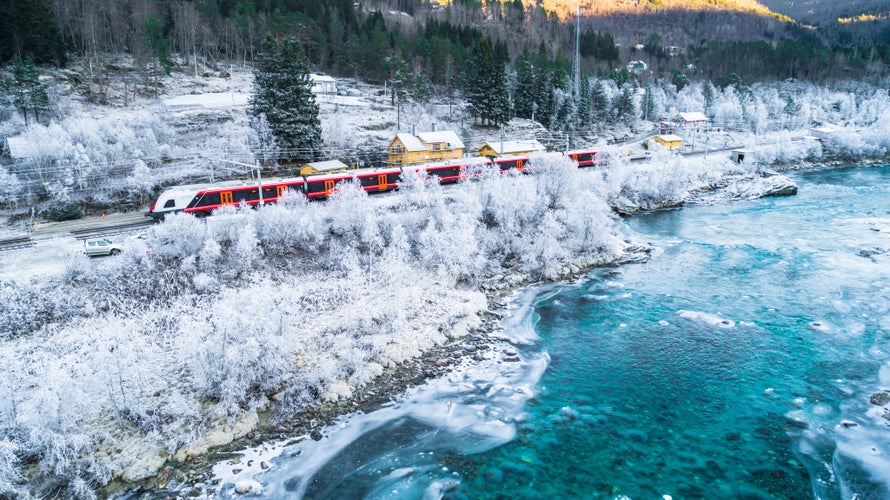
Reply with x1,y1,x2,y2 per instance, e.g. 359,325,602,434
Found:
310,74,338,95
679,112,708,129
731,149,753,163
651,134,683,150
478,139,545,157
5,137,39,160
300,159,349,176
809,126,838,141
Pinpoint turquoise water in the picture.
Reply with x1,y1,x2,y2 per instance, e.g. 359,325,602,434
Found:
235,165,890,499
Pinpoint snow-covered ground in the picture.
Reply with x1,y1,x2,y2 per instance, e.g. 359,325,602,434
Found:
2,62,890,498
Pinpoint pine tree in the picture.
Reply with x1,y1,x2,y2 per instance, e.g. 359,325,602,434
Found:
614,85,636,126
577,75,591,130
513,50,536,120
249,36,323,163
532,43,553,127
643,84,655,122
413,72,432,104
143,11,172,75
7,54,50,125
590,78,609,128
702,80,715,117
463,37,509,127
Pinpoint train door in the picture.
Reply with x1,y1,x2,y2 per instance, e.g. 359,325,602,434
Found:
516,160,524,173
324,179,336,196
276,185,288,199
377,174,388,191
220,191,234,206
459,165,468,180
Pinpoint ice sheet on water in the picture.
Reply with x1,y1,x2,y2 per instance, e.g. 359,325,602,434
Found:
210,286,551,498
676,309,736,328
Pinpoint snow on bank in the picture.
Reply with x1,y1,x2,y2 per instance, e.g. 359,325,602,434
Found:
4,68,890,497
0,129,880,497
210,287,549,498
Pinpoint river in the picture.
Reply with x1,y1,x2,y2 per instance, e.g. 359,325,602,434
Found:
215,164,890,499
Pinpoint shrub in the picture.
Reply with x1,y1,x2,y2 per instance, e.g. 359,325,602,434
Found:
44,203,84,221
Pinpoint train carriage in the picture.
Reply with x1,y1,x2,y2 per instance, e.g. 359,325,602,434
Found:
493,156,529,173
183,177,306,215
303,167,402,199
565,149,604,168
415,157,493,183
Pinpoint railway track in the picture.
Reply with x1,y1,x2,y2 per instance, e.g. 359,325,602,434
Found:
0,216,154,252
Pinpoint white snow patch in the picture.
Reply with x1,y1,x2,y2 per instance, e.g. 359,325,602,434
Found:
676,310,736,328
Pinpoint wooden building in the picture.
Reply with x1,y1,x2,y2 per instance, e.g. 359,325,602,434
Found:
679,111,709,129
386,130,464,166
478,139,545,157
299,159,349,176
650,134,683,150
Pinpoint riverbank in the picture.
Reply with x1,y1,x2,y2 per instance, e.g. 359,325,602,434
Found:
111,163,810,498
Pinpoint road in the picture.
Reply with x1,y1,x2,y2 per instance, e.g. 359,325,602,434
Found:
0,212,153,252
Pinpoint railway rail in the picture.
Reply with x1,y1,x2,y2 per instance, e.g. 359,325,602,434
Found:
0,216,153,253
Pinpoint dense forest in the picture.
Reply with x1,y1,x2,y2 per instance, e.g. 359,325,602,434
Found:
1,0,888,87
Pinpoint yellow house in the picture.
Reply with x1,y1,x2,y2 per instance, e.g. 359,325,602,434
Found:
299,159,349,176
478,139,545,157
386,130,464,166
650,134,683,150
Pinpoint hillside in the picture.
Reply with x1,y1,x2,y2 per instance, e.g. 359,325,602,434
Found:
759,0,890,44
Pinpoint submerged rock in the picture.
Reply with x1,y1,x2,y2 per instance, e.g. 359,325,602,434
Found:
869,391,890,406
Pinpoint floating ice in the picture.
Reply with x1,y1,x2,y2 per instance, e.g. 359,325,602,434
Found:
676,310,736,328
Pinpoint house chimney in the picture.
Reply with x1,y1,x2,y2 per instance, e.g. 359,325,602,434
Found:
432,122,436,132
412,124,416,135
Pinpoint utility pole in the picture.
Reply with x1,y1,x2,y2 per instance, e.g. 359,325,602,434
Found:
573,7,581,100
216,159,264,207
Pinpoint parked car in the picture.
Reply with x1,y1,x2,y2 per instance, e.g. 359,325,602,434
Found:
84,237,123,257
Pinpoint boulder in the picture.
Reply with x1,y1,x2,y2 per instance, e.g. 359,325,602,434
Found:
869,391,890,406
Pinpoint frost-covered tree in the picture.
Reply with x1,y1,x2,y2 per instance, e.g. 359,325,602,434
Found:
6,54,50,125
614,85,637,126
249,36,322,163
590,78,609,128
463,38,509,127
513,50,537,120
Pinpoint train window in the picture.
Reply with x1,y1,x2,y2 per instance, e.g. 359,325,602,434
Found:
164,199,175,208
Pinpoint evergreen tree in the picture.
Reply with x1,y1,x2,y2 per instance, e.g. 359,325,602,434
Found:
590,78,609,128
642,85,655,122
532,43,553,127
0,0,65,66
249,36,322,163
412,72,432,104
143,11,172,75
614,85,636,126
7,54,50,125
577,75,591,130
671,69,689,92
463,38,509,127
513,50,536,120
702,80,716,117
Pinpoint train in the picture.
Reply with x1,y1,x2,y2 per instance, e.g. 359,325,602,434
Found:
146,148,605,220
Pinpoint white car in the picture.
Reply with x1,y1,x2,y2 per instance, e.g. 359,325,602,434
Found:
84,238,123,257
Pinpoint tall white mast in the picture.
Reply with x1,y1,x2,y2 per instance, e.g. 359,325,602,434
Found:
573,7,581,99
